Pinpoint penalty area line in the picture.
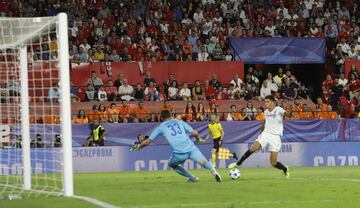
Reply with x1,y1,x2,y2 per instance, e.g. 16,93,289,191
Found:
73,195,120,208
126,199,333,208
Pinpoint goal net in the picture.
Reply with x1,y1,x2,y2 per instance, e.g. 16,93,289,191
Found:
0,13,73,198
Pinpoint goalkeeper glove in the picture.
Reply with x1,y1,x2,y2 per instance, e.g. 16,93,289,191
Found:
129,144,141,151
195,137,206,143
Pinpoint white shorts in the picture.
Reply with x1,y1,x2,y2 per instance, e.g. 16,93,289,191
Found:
256,132,281,152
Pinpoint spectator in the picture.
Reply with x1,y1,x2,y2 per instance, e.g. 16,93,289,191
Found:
52,134,62,148
226,105,242,121
133,83,145,101
30,134,44,148
168,81,180,100
240,107,252,121
264,72,279,94
347,73,360,101
259,81,272,101
76,87,86,102
163,74,177,95
118,100,133,123
97,85,107,101
197,45,209,61
182,101,197,121
107,103,119,123
207,103,219,117
338,73,348,87
144,71,157,88
179,82,192,101
118,79,134,101
196,102,207,121
113,73,124,89
98,104,108,123
192,80,205,101
230,74,243,90
244,102,257,120
282,80,298,100
273,67,286,88
255,107,265,121
204,80,216,100
7,75,19,96
144,81,160,101
73,110,89,124
47,83,60,102
85,84,96,102
322,74,334,103
209,74,221,92
74,47,89,62
104,80,117,101
107,49,121,62
247,67,260,86
87,104,100,123
330,78,344,108
133,101,152,123
86,71,103,89
348,64,360,79
297,83,310,100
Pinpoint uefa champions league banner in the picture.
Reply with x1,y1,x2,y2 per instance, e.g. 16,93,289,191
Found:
229,37,326,64
5,119,359,147
1,142,359,174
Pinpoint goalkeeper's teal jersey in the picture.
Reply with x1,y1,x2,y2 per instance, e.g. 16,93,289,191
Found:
149,119,195,153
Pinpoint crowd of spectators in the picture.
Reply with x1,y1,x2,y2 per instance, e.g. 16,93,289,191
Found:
321,64,360,118
2,0,360,122
3,0,359,65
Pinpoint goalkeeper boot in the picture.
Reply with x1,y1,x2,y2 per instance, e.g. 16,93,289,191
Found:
215,174,222,182
227,162,238,169
285,166,290,179
187,176,199,183
232,153,238,160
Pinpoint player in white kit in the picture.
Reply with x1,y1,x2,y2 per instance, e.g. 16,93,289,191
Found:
228,95,290,178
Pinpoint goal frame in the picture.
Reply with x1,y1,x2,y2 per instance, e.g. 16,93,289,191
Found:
16,13,73,197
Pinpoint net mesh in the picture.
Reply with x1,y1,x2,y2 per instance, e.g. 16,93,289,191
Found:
0,15,66,198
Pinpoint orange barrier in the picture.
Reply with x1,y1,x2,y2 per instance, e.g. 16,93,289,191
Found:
71,61,245,87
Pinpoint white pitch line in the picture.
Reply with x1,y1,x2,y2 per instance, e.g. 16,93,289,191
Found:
126,199,333,208
73,195,120,208
285,177,360,183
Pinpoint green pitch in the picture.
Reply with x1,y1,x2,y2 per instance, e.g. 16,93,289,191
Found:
1,166,360,208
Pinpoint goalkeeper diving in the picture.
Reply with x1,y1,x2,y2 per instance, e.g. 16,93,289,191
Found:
131,110,222,182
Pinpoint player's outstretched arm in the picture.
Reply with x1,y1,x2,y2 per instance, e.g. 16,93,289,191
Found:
191,130,206,142
132,138,152,151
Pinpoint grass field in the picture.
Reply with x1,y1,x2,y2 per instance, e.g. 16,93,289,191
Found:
1,166,360,208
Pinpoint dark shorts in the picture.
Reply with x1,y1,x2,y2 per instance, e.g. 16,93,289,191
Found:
213,137,222,151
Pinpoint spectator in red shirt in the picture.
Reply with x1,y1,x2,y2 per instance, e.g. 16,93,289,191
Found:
322,74,334,103
347,73,360,101
204,80,216,100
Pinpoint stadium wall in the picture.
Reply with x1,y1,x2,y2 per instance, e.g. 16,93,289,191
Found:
71,61,245,86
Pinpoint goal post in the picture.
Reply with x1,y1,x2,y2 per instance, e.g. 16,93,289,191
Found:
0,13,73,197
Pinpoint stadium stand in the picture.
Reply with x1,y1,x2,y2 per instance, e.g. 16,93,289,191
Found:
1,0,360,123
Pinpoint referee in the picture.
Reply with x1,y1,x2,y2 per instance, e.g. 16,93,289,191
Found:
205,114,237,167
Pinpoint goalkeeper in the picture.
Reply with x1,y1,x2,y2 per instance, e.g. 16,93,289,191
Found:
204,114,238,167
131,110,222,182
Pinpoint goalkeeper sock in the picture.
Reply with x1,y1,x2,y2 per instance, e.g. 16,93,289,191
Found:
236,149,253,166
204,162,219,176
274,162,287,173
173,165,196,180
211,153,216,167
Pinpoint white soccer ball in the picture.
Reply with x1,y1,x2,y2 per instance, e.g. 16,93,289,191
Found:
229,168,241,180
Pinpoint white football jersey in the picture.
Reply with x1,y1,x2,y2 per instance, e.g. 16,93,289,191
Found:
263,106,285,135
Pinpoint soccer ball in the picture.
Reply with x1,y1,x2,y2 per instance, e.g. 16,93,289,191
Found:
229,168,241,180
